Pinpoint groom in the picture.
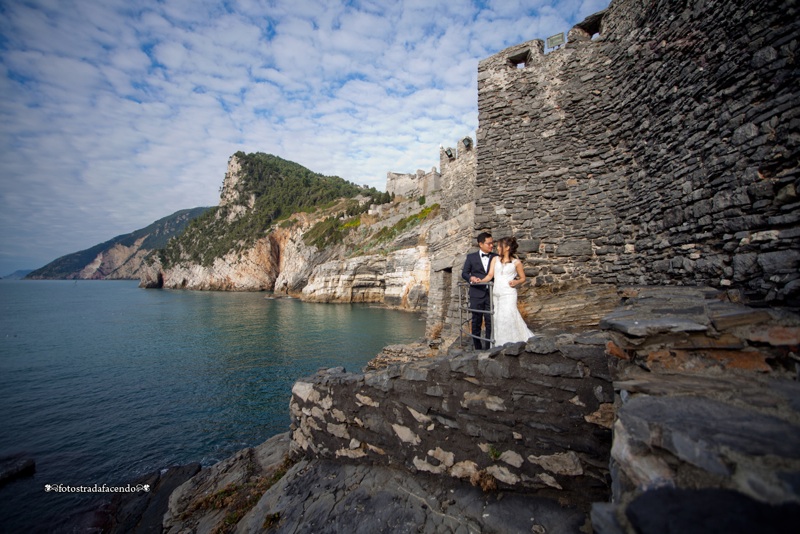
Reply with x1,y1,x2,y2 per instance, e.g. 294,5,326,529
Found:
461,232,495,350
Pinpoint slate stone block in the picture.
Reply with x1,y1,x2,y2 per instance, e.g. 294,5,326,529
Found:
626,487,800,534
618,395,800,474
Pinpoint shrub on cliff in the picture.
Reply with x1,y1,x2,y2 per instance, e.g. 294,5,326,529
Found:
344,203,440,257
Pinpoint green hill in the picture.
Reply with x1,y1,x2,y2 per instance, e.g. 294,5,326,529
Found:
27,207,210,279
159,152,390,267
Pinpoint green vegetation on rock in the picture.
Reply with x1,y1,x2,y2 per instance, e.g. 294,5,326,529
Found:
371,204,440,245
159,152,391,267
346,203,440,257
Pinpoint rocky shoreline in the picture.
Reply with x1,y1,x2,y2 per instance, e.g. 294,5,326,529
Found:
94,286,800,534
101,434,591,534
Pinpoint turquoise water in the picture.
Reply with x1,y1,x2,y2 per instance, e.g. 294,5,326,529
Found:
0,280,424,531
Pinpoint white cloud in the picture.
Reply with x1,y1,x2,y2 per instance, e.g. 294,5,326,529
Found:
0,0,611,274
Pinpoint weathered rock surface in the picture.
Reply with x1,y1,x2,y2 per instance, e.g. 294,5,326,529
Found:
156,433,588,534
603,286,799,376
163,433,291,534
238,458,588,534
594,487,800,534
365,342,435,371
594,286,800,533
155,235,281,291
78,238,149,280
301,254,387,304
272,217,337,295
104,463,201,533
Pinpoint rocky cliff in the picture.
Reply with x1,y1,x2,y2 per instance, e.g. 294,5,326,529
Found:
141,154,448,312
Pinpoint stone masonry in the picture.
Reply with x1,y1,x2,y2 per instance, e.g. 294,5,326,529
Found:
474,0,799,310
424,136,479,340
438,137,478,218
290,332,614,511
386,168,440,200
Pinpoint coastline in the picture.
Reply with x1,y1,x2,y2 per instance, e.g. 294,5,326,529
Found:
95,288,800,533
0,280,425,533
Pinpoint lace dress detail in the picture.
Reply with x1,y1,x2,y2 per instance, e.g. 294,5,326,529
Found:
492,259,534,347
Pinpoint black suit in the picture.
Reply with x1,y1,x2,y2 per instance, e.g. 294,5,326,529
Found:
461,251,496,349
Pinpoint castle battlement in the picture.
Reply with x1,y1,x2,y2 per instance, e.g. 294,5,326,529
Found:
474,0,798,307
386,167,440,199
385,135,478,218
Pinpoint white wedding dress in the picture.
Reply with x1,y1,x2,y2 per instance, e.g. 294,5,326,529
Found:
491,259,535,347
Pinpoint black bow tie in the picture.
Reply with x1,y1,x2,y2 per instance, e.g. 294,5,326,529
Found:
481,253,490,258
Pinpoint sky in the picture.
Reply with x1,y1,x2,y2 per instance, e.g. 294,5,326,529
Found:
0,0,609,275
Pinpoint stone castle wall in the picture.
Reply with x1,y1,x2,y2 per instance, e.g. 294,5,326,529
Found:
386,168,440,199
423,137,478,340
438,137,478,217
475,0,799,309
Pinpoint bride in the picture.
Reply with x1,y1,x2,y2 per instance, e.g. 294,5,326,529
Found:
478,236,535,347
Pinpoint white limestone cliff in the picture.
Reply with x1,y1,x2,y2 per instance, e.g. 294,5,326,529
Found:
158,236,280,291
79,238,150,280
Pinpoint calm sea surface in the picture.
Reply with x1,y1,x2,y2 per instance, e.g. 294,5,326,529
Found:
0,280,425,531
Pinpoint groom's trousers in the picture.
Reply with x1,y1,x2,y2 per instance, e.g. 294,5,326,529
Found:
470,292,492,350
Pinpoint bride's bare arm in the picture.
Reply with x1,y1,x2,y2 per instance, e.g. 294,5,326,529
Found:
478,257,497,283
510,259,526,287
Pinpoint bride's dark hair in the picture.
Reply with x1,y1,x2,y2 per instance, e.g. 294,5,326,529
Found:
499,236,519,258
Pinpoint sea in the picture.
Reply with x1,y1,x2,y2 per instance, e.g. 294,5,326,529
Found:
0,280,425,532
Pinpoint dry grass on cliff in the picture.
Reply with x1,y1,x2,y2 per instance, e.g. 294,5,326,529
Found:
183,455,295,534
470,470,498,492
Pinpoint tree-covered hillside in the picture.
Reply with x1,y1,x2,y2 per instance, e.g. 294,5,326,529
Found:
160,152,391,267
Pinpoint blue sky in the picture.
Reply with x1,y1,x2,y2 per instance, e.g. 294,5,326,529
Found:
0,0,609,275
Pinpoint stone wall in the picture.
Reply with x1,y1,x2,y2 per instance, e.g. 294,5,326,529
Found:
475,0,799,309
290,332,614,510
438,136,477,218
386,168,440,199
424,201,474,340
422,136,479,341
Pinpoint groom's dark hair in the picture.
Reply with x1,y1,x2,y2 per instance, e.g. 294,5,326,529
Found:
477,232,492,244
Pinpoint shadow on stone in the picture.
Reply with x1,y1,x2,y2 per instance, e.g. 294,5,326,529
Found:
626,487,800,534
